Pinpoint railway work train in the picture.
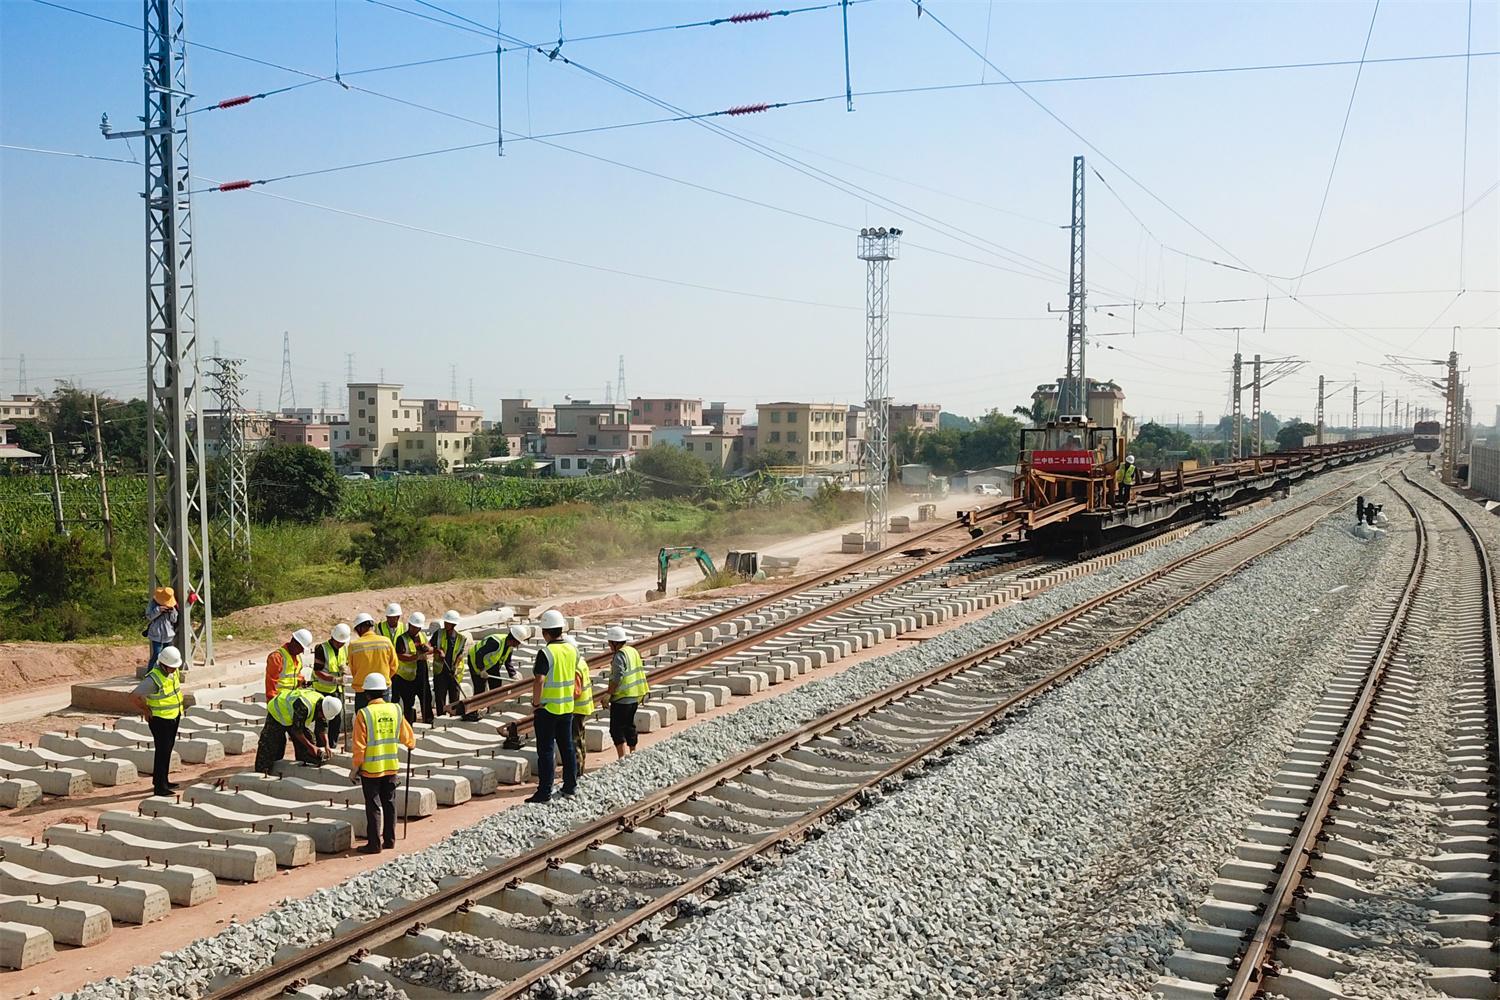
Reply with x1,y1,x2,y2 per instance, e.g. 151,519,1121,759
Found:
1011,415,1411,552
1414,419,1442,453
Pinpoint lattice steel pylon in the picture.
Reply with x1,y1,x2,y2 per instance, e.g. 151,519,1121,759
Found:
277,331,295,412
1443,349,1460,481
1230,351,1243,459
1059,155,1088,417
1250,354,1262,457
858,226,901,551
209,357,250,551
616,355,627,406
102,0,213,667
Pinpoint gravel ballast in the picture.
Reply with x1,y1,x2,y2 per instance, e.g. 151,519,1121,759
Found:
60,462,1398,1000
591,492,1414,1000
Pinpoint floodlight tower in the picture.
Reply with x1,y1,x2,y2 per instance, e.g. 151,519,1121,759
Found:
1060,156,1088,417
858,226,901,551
101,0,213,667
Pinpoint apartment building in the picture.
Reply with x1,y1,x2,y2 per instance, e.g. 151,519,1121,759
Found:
890,403,941,436
681,432,742,472
630,397,703,428
395,429,473,471
200,409,274,457
1,393,42,421
555,401,631,435
500,398,556,436
281,407,347,425
423,399,482,434
346,382,485,470
272,419,332,451
703,402,745,435
754,402,850,468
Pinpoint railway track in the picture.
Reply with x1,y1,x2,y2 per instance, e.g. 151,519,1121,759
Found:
202,464,1395,1000
1157,468,1499,999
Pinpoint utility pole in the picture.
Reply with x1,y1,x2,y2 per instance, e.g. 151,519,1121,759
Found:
1379,386,1385,435
1351,382,1359,438
857,225,901,551
90,395,117,585
45,432,66,536
1316,375,1326,445
1443,349,1460,482
1251,353,1262,458
101,0,213,668
277,331,296,413
1230,349,1243,460
1060,155,1088,417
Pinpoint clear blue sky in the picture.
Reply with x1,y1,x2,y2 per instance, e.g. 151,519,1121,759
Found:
2,0,1496,428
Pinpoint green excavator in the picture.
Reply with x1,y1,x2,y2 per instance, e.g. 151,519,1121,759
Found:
648,546,761,601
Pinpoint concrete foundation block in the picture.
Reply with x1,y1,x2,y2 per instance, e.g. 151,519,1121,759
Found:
45,824,275,884
641,700,678,725
719,673,761,696
0,893,111,947
0,838,216,907
179,726,257,755
179,787,370,841
227,773,436,819
138,798,351,855
113,721,224,764
0,764,91,798
0,779,42,809
0,744,136,788
0,920,52,970
275,759,474,806
0,860,169,925
679,689,715,713
658,696,697,721
97,810,315,868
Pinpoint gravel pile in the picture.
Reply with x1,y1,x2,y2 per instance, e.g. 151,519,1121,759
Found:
625,846,706,870
691,813,771,835
323,980,409,1000
63,465,1391,1000
658,829,738,852
590,506,1413,999
441,931,560,963
580,863,683,889
386,951,505,993
570,887,655,912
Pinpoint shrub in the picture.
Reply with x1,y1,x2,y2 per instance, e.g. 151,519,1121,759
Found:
249,445,342,523
344,506,425,574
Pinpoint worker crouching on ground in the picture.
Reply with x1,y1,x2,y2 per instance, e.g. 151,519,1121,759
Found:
432,610,468,715
393,612,435,724
349,612,397,711
131,645,183,796
567,635,594,776
265,628,314,699
605,626,649,759
527,609,578,803
313,623,351,750
348,674,415,855
1115,453,1137,505
256,685,341,774
460,623,528,721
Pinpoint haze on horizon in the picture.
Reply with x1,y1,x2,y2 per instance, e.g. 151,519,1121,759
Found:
1,0,1496,427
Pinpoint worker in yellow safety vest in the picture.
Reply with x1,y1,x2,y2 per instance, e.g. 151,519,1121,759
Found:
375,602,404,644
1115,453,1138,506
256,687,340,774
526,609,577,803
348,673,415,855
432,610,468,715
130,645,184,796
604,626,649,759
264,628,313,700
349,613,397,711
392,611,434,724
313,623,351,750
566,635,594,776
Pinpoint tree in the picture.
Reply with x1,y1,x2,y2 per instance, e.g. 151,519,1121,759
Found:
905,410,1022,474
1275,421,1317,452
247,444,342,523
468,429,510,462
344,506,423,574
630,443,711,497
938,411,976,431
9,419,48,456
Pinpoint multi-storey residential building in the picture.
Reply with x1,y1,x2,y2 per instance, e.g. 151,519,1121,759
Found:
754,402,850,468
395,429,474,471
281,407,347,424
500,398,556,436
681,432,742,472
272,419,332,451
200,409,274,458
889,403,941,436
0,393,42,421
630,397,703,428
1029,379,1134,443
846,405,867,467
555,401,630,435
703,402,745,435
423,399,482,434
584,422,652,452
346,383,484,470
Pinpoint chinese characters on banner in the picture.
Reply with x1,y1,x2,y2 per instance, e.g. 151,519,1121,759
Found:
1032,450,1095,472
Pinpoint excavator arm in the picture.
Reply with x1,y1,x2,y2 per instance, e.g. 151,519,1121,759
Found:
655,546,717,596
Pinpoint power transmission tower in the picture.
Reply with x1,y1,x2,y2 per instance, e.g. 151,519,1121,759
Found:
857,226,901,551
616,355,627,406
319,381,330,418
277,332,295,412
604,383,613,404
1060,155,1088,417
345,353,354,385
101,0,213,668
1316,375,1325,445
468,378,474,407
450,364,457,400
1251,354,1262,457
1195,410,1204,442
209,358,250,552
17,354,26,393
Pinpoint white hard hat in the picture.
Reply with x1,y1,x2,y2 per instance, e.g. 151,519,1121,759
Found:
408,611,427,629
292,628,314,649
443,610,462,626
331,623,352,643
605,626,629,643
320,696,343,720
362,673,389,692
1125,454,1135,464
384,602,402,617
156,647,183,669
353,612,375,628
507,623,531,643
538,609,567,630
563,635,579,649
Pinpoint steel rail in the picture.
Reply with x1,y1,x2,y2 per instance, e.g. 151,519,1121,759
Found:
205,467,1384,1000
1219,473,1442,997
452,507,1023,725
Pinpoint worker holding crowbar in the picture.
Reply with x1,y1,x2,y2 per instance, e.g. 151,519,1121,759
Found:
348,673,415,855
